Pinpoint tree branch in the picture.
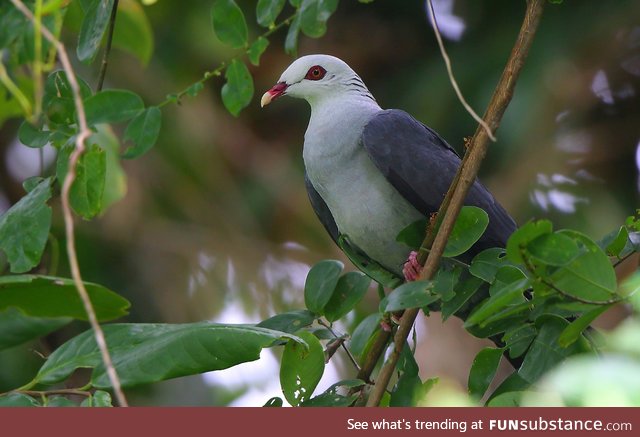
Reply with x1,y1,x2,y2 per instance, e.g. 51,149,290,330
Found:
366,0,545,407
10,0,128,407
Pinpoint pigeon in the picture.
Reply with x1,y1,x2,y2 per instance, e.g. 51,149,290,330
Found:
261,54,516,282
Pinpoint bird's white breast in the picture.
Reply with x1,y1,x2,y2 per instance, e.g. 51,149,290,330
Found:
303,99,423,274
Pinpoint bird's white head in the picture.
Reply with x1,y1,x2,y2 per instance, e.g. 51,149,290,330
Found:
261,54,376,108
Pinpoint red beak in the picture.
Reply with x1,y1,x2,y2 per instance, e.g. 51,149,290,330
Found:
261,82,288,107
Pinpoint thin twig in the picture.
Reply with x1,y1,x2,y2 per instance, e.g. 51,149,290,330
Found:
10,0,128,407
96,0,119,92
366,0,546,406
426,0,496,142
317,319,361,372
18,389,92,398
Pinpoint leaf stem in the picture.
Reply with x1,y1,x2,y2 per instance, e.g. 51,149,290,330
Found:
96,0,119,92
318,319,361,372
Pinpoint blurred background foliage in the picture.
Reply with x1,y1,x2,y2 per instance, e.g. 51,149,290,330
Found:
1,0,639,405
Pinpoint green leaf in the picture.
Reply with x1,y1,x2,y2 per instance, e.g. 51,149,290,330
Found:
185,82,204,97
379,281,438,312
527,233,580,266
487,391,523,407
257,310,316,333
122,106,161,159
43,71,92,126
349,313,381,359
396,218,427,250
35,323,303,388
518,315,584,383
558,305,610,347
46,396,77,407
605,226,629,257
221,60,254,116
441,274,483,320
550,230,617,303
464,276,529,328
0,307,70,351
211,0,248,48
263,397,283,407
300,0,338,38
0,275,130,321
433,265,461,302
469,248,508,283
257,0,286,27
77,0,115,63
284,13,301,56
0,178,52,273
280,330,325,406
324,272,371,322
90,126,127,212
502,323,536,358
81,390,113,407
304,259,343,314
443,206,489,257
300,380,363,406
18,121,50,148
247,37,270,66
487,371,529,402
84,89,144,125
56,144,106,219
468,347,503,399
111,0,154,65
506,220,553,264
0,393,40,407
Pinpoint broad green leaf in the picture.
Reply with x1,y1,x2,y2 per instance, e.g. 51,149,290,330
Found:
0,275,130,321
263,397,283,407
300,0,338,38
606,226,629,257
211,0,248,48
487,391,523,407
527,233,580,266
185,82,204,97
441,274,483,320
23,177,45,193
502,323,536,358
300,380,363,406
280,330,325,406
0,393,40,407
518,315,584,383
469,248,508,283
349,313,381,359
433,265,461,302
379,280,437,312
77,0,115,63
487,371,529,402
84,90,144,125
56,144,106,219
550,230,617,303
290,0,302,6
0,307,70,351
443,206,489,257
122,106,161,159
43,71,92,126
18,121,50,148
90,126,127,212
0,178,52,273
221,60,254,116
46,396,77,407
247,37,270,66
111,0,154,65
506,220,553,264
284,13,301,55
390,346,422,406
81,390,113,407
396,218,428,250
338,235,402,289
257,310,315,333
304,259,343,314
35,323,303,387
0,4,29,49
558,305,610,347
464,276,529,327
468,347,503,399
324,272,371,322
257,0,286,27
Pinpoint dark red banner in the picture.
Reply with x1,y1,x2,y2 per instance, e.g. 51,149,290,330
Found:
1,407,637,436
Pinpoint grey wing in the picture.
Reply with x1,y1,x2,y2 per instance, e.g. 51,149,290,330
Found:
361,109,516,252
304,172,340,245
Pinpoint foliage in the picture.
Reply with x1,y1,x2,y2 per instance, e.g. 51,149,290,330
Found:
0,0,638,408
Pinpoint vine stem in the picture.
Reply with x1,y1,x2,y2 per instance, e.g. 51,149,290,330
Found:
365,0,546,407
96,0,119,92
10,0,128,407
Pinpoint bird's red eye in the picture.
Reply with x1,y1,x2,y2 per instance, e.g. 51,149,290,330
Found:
305,65,326,81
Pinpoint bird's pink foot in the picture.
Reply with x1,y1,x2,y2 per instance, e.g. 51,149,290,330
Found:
402,251,422,282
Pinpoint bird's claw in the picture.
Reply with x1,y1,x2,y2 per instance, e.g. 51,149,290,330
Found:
402,250,422,282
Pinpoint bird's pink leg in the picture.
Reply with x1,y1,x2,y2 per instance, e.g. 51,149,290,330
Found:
402,250,422,282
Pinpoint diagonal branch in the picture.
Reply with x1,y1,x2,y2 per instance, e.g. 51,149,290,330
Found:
10,0,128,407
366,0,545,407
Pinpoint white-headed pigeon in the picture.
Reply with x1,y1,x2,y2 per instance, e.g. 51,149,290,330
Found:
261,54,516,281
